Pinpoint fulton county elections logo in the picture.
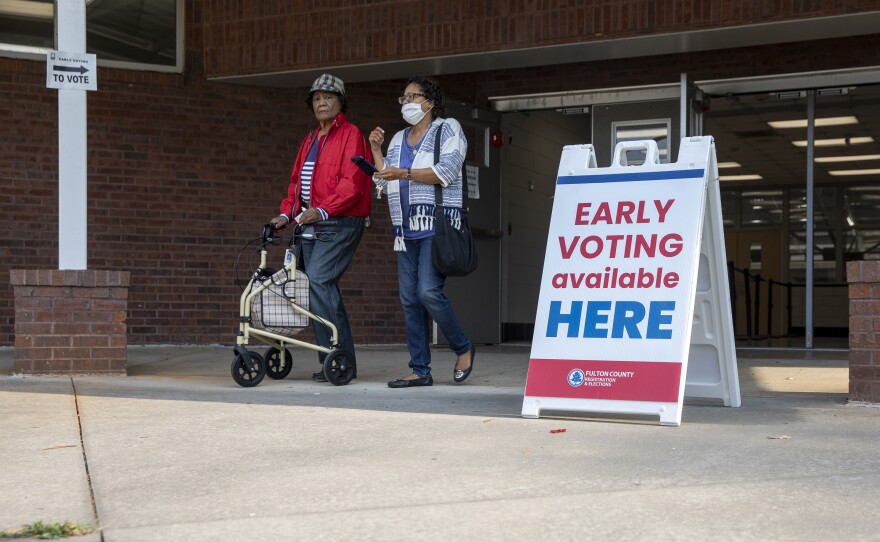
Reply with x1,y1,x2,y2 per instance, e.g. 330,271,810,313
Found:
567,369,585,387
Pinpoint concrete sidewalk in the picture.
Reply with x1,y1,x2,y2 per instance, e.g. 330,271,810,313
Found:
1,344,878,541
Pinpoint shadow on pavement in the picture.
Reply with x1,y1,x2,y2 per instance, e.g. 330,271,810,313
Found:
0,344,853,425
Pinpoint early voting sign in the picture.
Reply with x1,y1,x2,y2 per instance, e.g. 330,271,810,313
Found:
522,137,739,426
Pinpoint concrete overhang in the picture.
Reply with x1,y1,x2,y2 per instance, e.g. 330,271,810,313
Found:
488,65,880,111
209,12,880,89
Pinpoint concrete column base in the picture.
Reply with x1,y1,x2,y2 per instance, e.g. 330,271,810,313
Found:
11,269,130,374
847,261,880,403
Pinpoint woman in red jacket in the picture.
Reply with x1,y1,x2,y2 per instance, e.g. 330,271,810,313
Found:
269,74,372,382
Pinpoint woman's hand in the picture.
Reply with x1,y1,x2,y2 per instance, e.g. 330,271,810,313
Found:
368,127,385,150
269,215,289,230
296,208,323,225
376,167,408,181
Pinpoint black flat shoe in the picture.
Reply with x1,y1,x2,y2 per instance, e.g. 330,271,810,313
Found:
387,375,433,388
454,344,476,383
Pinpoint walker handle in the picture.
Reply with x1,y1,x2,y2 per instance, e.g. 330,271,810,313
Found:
261,224,280,247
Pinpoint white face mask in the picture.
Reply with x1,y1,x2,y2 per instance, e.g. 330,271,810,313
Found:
402,102,432,125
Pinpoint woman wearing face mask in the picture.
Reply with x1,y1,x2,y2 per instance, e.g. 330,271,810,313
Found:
368,76,475,388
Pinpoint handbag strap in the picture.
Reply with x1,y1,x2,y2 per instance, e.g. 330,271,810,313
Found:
433,121,468,210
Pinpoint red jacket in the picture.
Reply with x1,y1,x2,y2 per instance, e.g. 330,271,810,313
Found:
280,112,372,221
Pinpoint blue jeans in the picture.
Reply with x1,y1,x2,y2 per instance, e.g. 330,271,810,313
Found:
300,217,365,364
397,237,471,378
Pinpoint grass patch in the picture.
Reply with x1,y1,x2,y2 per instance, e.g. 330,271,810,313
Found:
0,521,94,539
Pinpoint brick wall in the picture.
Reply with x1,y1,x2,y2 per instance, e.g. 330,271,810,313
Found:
11,270,130,373
847,262,880,403
3,0,880,348
0,1,407,347
201,0,880,77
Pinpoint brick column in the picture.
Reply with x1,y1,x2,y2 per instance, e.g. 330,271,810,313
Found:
847,261,880,403
11,269,130,374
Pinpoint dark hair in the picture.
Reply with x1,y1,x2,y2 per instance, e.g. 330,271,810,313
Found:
305,91,348,113
407,76,445,119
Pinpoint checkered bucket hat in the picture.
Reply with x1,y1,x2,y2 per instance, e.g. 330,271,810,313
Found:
310,74,345,97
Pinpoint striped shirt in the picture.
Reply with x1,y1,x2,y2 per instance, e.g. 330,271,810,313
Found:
299,136,328,221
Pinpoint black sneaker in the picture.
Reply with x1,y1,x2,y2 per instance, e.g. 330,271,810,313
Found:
312,370,327,382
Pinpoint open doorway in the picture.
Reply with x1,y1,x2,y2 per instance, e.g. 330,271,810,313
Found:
493,80,879,348
705,84,880,346
499,109,591,341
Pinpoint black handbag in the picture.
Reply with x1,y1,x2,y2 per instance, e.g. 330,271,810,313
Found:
431,122,478,277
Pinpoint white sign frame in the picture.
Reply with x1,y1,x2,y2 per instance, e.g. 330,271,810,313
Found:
521,137,739,426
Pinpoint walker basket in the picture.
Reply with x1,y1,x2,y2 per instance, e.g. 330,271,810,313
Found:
250,268,310,337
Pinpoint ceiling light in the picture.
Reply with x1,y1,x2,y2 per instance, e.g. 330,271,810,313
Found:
718,162,742,169
815,154,880,163
720,174,763,181
792,137,874,148
828,168,880,176
768,116,858,129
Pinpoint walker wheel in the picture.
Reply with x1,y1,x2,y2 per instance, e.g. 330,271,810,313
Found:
231,351,266,387
323,349,355,386
265,347,293,380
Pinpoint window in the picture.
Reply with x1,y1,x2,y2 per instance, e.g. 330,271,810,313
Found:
844,185,880,227
721,190,737,228
0,0,182,71
843,185,880,262
0,0,53,52
789,229,839,283
785,188,837,282
611,119,671,165
788,187,837,228
845,229,880,261
742,190,783,227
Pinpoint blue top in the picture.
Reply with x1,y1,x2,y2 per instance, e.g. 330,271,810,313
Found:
399,128,432,240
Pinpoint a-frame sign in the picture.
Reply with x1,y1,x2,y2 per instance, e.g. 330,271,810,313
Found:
521,137,740,426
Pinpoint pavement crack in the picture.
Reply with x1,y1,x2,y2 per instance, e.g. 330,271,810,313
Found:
71,377,104,542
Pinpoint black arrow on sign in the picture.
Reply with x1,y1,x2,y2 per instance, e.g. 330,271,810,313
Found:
54,65,89,74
